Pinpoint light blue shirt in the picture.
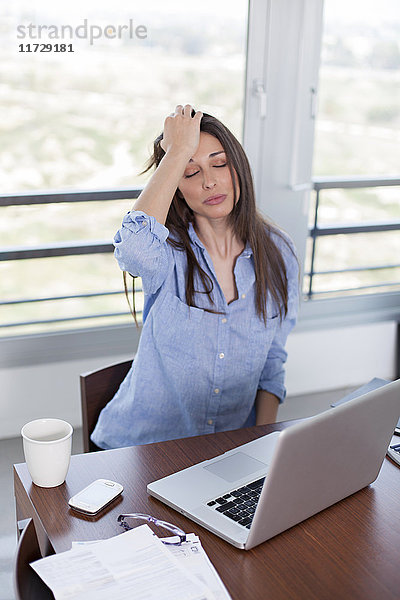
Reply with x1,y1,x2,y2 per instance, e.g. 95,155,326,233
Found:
91,210,299,449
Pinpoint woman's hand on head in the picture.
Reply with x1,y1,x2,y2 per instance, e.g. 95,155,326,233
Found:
161,104,203,159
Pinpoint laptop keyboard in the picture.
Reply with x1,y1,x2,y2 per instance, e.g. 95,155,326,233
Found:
206,477,265,529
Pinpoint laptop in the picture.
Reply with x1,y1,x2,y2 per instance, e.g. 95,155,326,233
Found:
147,378,400,550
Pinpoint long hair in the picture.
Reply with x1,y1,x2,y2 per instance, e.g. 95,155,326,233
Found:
125,112,294,324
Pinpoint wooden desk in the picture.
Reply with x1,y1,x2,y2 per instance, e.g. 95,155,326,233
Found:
14,422,400,600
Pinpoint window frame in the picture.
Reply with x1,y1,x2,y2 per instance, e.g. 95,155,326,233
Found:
245,0,400,330
1,0,399,369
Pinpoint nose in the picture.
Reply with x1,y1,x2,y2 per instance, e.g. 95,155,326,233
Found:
202,169,216,190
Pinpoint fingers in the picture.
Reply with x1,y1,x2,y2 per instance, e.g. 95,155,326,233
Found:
170,104,202,120
161,105,202,157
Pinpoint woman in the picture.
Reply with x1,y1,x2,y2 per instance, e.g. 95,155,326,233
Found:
91,104,299,449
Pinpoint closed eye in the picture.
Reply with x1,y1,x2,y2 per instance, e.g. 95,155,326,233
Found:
184,163,227,178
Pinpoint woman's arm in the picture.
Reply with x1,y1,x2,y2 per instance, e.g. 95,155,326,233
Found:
133,104,202,225
255,390,279,425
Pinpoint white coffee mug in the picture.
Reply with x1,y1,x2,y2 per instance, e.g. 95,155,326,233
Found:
21,418,73,487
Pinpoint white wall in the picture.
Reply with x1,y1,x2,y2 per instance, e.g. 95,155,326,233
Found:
278,320,397,421
0,321,397,440
285,321,396,394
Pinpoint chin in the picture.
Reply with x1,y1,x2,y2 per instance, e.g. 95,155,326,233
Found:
206,199,234,213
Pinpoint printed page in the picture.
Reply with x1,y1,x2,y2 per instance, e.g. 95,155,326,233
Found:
31,525,212,600
164,534,231,600
72,532,231,599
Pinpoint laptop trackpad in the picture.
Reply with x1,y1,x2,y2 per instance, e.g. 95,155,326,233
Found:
203,452,267,483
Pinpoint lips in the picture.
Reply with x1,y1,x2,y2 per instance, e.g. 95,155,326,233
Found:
203,194,227,206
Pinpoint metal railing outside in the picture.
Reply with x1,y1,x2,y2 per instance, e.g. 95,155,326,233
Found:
0,188,143,330
1,177,400,331
306,175,400,299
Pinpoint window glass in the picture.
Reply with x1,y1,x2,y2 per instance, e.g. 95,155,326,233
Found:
1,199,133,246
0,0,248,336
306,0,400,300
313,0,400,177
2,0,247,193
1,255,139,337
304,231,400,298
308,186,400,226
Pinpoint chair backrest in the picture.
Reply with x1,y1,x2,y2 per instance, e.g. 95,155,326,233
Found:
14,518,55,600
80,359,133,452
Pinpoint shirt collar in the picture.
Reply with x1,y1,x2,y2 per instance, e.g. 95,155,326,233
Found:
187,222,253,258
241,243,253,259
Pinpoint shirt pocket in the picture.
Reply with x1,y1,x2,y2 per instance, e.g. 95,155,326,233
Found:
152,291,205,367
245,314,279,374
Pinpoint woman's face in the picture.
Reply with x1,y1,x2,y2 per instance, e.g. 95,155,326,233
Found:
178,132,238,221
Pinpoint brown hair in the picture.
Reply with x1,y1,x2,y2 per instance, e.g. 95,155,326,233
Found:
124,112,295,325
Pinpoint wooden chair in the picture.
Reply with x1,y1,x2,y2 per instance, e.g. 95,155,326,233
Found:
14,518,55,600
80,359,133,452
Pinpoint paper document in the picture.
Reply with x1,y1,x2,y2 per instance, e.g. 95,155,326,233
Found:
161,534,231,600
71,532,231,600
31,524,216,600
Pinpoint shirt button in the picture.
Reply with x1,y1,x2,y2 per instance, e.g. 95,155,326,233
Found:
142,220,148,226
221,318,227,324
219,353,225,359
207,419,213,426
241,294,246,299
214,388,220,394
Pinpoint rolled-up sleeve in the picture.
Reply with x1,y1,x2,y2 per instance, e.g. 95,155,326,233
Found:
113,210,171,295
258,240,299,402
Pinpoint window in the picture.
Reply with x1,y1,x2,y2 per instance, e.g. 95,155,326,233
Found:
305,0,400,300
1,0,399,348
1,0,248,337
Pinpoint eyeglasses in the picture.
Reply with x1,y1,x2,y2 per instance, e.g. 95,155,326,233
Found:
117,513,187,545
